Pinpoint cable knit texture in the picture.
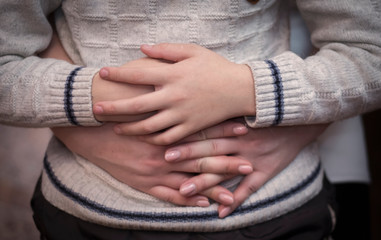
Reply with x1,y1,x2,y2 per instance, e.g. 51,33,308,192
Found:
1,0,380,232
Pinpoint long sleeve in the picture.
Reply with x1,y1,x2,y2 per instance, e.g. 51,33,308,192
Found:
0,0,101,127
245,0,381,128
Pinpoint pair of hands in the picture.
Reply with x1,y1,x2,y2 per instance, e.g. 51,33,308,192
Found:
46,42,254,216
52,121,250,211
53,120,326,218
47,40,326,217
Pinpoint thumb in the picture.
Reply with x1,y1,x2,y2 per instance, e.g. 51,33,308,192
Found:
140,43,199,62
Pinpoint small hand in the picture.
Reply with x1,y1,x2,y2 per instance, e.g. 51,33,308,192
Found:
164,123,328,217
94,43,255,145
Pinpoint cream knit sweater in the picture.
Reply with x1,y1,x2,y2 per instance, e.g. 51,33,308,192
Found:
0,0,380,231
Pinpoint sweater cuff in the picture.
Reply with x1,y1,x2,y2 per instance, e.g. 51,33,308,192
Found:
245,54,303,128
46,65,101,126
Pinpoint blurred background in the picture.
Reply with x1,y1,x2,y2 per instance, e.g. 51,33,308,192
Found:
0,126,51,240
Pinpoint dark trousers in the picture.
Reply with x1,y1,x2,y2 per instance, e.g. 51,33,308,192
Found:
331,183,371,240
31,177,336,240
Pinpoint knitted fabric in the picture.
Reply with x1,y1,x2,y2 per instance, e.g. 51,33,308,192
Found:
1,0,380,232
42,137,322,231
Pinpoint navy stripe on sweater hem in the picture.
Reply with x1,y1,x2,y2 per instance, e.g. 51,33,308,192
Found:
43,155,321,222
64,67,83,125
265,60,284,126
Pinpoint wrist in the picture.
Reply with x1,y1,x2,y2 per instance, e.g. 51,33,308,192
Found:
236,64,256,116
91,71,102,106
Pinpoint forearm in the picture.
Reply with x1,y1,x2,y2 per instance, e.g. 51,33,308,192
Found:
0,0,99,127
40,28,155,124
0,0,151,127
245,0,381,128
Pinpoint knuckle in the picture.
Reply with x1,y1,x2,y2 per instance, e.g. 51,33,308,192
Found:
143,160,164,175
113,68,122,81
161,193,175,204
131,100,145,113
138,165,154,176
159,135,175,145
222,124,230,137
208,186,224,199
220,169,234,179
181,144,193,159
141,122,155,133
178,175,191,185
211,140,219,153
247,184,259,194
197,130,207,140
194,177,208,190
157,43,170,51
194,159,202,172
195,158,207,173
117,124,128,134
255,141,274,156
130,70,145,82
104,103,116,114
224,160,234,174
170,91,188,102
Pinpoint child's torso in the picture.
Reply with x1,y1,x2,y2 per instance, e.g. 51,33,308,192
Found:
57,0,289,66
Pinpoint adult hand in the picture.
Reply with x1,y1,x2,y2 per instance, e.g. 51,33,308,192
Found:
51,121,251,207
93,43,256,145
164,123,329,217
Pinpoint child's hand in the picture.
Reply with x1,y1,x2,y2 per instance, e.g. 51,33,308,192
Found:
94,43,256,145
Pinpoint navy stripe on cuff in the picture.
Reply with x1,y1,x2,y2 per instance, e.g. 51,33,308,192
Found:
265,60,284,126
64,67,83,125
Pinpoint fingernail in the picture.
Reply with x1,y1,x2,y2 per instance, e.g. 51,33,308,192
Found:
219,193,234,205
93,105,104,114
99,68,109,79
219,206,232,218
196,200,210,207
180,183,196,196
233,125,248,135
165,149,181,161
238,165,253,174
